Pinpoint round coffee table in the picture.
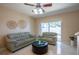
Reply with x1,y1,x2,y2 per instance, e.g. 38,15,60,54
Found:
32,40,48,54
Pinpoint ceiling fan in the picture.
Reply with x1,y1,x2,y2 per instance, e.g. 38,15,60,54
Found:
24,3,52,7
24,3,52,14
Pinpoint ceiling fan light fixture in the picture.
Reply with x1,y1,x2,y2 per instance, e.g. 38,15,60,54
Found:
32,7,44,14
24,3,52,15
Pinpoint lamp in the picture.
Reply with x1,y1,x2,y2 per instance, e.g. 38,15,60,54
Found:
32,7,44,14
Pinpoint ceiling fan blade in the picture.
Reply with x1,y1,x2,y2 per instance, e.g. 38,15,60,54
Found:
24,3,35,6
43,3,52,7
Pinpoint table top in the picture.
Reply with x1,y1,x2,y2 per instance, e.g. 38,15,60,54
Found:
32,41,48,47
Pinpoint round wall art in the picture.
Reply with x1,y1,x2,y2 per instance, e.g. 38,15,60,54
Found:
7,20,17,29
18,19,27,29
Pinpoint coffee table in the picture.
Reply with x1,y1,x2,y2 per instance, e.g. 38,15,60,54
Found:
32,40,48,54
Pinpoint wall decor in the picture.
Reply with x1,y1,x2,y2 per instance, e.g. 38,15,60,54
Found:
7,20,17,29
18,19,27,29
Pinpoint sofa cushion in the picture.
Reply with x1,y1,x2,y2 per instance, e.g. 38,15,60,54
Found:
15,38,34,47
7,32,30,39
43,32,57,37
15,40,26,47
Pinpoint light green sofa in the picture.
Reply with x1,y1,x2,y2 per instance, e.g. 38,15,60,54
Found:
41,32,57,45
5,32,35,52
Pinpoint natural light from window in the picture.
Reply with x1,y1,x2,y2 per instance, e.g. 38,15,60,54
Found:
40,20,61,54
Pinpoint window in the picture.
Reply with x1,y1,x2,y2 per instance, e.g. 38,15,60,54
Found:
41,23,49,32
41,21,61,39
41,21,61,33
49,21,61,35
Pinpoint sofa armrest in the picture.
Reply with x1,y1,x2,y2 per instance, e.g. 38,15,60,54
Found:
6,40,17,51
5,36,17,49
5,36,16,41
6,40,17,46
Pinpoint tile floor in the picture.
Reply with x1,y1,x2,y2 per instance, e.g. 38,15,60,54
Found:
0,42,77,55
12,45,57,55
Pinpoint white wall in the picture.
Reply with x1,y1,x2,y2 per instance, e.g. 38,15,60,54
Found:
0,6,34,47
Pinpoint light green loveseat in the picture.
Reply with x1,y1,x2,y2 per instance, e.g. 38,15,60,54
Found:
5,32,35,52
41,32,57,45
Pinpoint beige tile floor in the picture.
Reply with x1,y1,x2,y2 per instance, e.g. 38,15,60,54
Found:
11,45,57,55
0,42,77,55
61,43,77,55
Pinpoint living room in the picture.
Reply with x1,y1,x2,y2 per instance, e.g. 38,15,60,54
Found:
0,3,79,55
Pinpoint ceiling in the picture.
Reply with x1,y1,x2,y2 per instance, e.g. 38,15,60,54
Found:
0,3,79,18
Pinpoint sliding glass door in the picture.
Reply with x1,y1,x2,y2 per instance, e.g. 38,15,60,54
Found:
41,23,49,32
41,21,61,41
